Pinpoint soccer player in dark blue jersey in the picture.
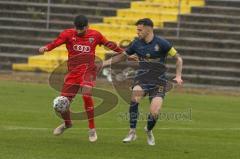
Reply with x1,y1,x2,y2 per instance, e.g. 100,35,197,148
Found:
101,18,183,145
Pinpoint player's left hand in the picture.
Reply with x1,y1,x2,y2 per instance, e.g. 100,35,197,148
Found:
173,76,183,86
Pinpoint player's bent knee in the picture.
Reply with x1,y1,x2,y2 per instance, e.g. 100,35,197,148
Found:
131,85,144,102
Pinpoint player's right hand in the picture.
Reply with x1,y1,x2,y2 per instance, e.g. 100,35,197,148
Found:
39,46,48,54
173,76,183,86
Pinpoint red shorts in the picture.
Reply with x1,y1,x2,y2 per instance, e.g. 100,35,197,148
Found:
60,70,96,100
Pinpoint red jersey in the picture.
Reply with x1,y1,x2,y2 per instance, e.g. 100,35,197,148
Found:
45,28,123,72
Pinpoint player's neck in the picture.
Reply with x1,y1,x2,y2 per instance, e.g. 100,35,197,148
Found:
77,32,86,37
144,32,154,43
76,29,88,37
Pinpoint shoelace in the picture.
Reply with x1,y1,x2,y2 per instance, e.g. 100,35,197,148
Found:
89,130,96,137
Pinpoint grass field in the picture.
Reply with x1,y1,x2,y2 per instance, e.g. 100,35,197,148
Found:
0,80,239,159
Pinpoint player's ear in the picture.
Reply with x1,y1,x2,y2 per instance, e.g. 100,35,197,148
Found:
143,26,148,32
147,26,153,33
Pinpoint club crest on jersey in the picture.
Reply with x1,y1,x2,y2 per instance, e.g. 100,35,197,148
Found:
89,38,94,43
154,44,160,51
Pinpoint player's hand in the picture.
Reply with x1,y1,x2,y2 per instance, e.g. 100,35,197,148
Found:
173,76,183,86
39,46,48,54
128,55,139,61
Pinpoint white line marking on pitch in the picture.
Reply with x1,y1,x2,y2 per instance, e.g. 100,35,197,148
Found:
1,126,240,131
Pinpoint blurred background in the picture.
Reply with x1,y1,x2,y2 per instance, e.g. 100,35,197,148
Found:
0,0,239,90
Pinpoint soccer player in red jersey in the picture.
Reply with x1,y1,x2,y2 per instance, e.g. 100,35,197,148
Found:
39,15,124,142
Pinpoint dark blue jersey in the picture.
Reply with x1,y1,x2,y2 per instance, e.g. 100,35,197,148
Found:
125,36,177,84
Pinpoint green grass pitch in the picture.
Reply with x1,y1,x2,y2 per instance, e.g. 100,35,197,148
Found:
0,80,239,159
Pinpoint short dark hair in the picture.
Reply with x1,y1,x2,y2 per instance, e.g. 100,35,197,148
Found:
135,18,154,27
74,15,88,29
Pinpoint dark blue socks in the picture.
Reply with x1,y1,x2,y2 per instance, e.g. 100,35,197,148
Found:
129,101,139,129
147,113,158,131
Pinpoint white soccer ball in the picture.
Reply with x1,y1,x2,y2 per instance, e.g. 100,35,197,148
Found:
53,96,70,113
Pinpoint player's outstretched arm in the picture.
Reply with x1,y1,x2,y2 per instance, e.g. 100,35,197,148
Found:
38,31,67,54
102,52,127,68
173,53,183,85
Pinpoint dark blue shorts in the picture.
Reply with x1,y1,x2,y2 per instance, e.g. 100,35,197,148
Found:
133,80,168,101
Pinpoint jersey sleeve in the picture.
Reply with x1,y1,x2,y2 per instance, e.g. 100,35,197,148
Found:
159,38,177,57
98,32,124,54
125,40,136,55
45,31,68,51
97,31,108,45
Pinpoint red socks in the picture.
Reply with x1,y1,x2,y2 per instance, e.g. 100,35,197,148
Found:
60,109,72,126
82,95,95,129
59,95,95,129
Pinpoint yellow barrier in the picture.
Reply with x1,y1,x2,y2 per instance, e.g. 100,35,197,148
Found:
13,0,204,72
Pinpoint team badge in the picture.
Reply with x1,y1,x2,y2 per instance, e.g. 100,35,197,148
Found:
154,44,160,51
89,38,95,43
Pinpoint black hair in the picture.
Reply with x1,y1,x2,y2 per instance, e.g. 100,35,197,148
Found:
135,18,154,27
74,15,88,29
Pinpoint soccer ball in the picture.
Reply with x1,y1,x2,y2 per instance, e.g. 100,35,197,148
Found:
53,96,70,113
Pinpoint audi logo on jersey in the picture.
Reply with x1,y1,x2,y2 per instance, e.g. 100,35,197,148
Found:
73,44,91,52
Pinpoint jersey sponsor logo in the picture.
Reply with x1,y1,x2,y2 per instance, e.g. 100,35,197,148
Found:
73,44,91,52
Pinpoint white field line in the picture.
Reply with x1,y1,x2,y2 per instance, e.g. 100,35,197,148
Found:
1,126,240,131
